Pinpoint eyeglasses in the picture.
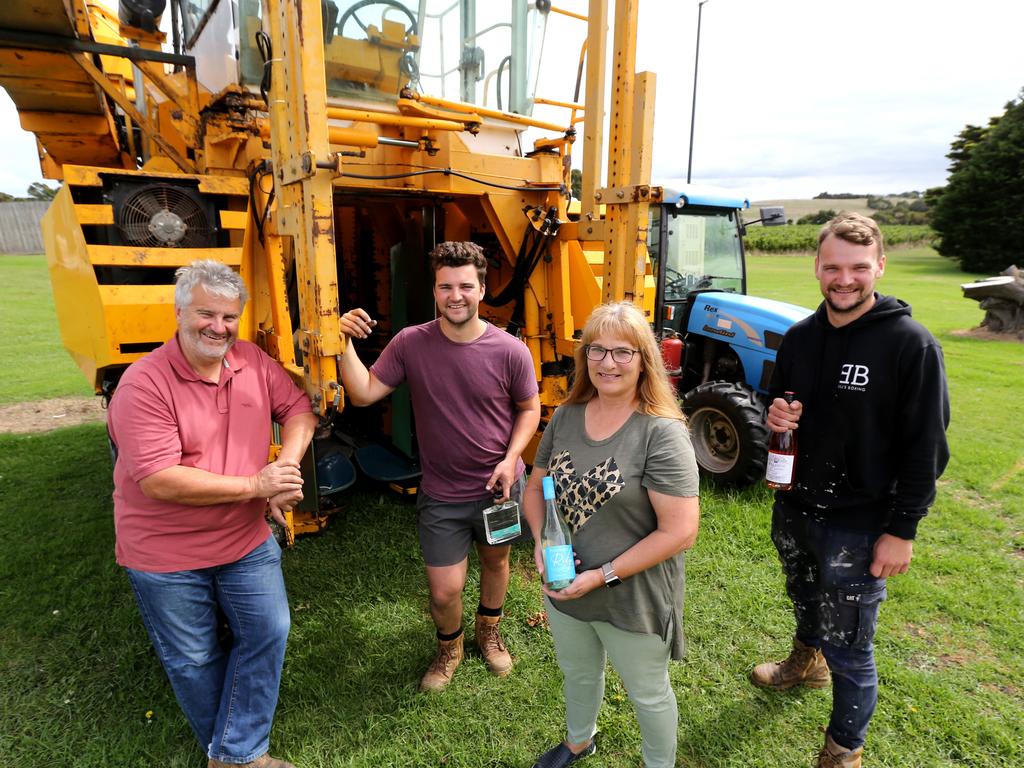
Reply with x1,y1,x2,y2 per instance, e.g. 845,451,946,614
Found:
585,344,639,364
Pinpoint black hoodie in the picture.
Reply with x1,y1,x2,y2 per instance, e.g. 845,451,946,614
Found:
769,293,950,539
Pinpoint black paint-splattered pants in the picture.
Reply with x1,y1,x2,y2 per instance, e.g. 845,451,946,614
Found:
771,502,888,750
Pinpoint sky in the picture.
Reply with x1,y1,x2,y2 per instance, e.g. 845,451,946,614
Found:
1,0,1022,201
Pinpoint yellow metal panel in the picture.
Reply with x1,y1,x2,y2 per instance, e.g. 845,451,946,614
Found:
43,185,109,389
62,165,251,194
0,49,103,115
219,210,249,230
87,245,244,267
63,166,104,186
0,77,95,99
581,1,608,222
75,204,115,225
98,285,177,364
0,1,76,35
569,240,604,316
264,0,341,414
197,176,250,195
17,111,110,135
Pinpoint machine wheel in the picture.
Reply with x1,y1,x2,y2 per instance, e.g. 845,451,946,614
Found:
682,381,769,486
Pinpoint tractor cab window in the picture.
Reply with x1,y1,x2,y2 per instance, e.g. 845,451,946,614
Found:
653,206,745,301
238,0,548,111
180,0,218,48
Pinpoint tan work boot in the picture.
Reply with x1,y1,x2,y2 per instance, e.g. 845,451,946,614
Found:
750,638,831,690
816,732,863,768
208,753,295,768
475,613,513,677
419,633,464,692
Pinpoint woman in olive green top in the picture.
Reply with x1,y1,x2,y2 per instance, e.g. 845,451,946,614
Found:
523,302,701,768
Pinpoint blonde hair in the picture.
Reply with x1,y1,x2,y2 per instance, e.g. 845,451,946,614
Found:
564,301,685,422
817,211,884,260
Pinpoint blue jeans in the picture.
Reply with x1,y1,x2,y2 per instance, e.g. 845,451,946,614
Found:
771,502,887,750
125,535,291,763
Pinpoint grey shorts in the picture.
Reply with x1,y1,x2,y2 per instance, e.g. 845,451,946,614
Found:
416,474,527,567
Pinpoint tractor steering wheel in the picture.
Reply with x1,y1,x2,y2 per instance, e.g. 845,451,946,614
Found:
337,0,417,38
664,266,688,298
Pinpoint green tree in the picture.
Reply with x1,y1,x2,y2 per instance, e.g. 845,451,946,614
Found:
796,208,837,225
931,91,1024,273
26,182,58,201
0,192,14,202
570,168,582,201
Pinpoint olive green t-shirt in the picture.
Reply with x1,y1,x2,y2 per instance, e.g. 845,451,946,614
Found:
534,403,699,659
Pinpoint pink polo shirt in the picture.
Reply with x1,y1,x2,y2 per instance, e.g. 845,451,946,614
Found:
108,336,312,572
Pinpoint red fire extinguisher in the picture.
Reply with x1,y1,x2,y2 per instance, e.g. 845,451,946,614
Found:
660,333,683,389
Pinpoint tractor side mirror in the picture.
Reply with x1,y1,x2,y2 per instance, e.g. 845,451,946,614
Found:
760,206,785,227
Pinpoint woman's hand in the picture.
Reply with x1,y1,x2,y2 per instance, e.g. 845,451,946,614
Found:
543,567,604,601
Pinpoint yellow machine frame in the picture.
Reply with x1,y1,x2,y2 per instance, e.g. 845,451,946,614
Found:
1,0,662,540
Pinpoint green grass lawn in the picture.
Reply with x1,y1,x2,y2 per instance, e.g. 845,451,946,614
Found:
0,255,93,403
1,248,1022,767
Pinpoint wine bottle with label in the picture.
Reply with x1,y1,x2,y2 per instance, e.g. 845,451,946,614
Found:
541,475,576,590
765,391,797,490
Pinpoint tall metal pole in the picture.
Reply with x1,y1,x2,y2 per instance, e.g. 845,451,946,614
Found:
686,0,709,184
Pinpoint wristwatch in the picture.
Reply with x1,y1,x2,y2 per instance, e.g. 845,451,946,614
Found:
601,561,622,588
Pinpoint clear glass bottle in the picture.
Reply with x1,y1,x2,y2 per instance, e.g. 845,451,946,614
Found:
541,475,576,590
766,391,797,490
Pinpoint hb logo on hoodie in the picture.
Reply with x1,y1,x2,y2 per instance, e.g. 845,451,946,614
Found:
838,364,870,391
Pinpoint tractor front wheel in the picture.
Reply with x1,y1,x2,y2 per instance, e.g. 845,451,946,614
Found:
682,381,770,486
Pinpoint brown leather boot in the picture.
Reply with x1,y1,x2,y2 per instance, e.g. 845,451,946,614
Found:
419,633,464,692
208,754,295,768
475,613,513,677
816,732,863,768
750,638,831,690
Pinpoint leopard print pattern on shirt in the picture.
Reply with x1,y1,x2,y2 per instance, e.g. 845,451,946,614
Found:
547,450,624,533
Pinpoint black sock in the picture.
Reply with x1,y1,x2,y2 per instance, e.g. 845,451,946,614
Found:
477,603,503,618
437,627,463,642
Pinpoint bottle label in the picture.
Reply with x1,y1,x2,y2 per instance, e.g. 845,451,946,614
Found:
765,453,795,484
543,545,576,583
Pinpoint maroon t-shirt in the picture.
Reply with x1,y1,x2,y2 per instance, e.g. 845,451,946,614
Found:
370,320,538,501
109,336,312,572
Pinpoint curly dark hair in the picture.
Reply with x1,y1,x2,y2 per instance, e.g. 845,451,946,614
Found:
428,241,487,286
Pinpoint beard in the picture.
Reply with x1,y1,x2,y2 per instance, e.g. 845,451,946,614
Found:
438,302,476,327
182,328,234,361
825,288,873,316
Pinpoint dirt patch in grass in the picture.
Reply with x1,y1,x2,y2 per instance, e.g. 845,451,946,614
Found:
0,396,106,434
940,481,1003,512
950,327,1024,343
981,682,1020,697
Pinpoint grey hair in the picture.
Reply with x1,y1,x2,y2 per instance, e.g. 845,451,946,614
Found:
174,259,249,310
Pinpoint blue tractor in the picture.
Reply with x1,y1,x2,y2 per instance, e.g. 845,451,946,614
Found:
649,186,812,485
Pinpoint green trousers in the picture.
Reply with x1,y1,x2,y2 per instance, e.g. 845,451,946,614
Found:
545,597,678,768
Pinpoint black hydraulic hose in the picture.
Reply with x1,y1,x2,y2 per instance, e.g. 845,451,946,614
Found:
338,167,562,192
256,31,272,105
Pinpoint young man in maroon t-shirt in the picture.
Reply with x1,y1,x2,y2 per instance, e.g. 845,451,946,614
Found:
339,241,540,691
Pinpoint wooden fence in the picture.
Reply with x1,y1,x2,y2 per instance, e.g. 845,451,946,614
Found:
0,201,48,254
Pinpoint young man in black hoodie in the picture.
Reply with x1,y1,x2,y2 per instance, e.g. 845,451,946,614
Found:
750,212,950,768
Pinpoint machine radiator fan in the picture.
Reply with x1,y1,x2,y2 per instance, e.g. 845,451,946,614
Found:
114,183,216,248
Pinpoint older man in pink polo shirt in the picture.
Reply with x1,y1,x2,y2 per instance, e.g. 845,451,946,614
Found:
108,260,317,768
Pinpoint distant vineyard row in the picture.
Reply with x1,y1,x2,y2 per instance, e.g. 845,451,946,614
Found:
744,224,936,253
